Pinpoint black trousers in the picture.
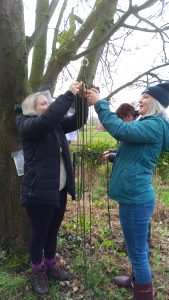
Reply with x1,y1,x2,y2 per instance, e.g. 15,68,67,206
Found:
26,188,67,265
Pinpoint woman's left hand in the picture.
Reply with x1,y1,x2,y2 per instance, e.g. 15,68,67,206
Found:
69,82,82,95
86,88,101,106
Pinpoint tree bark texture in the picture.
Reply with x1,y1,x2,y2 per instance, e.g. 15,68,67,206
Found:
42,0,118,86
29,0,49,92
77,0,118,87
0,0,29,246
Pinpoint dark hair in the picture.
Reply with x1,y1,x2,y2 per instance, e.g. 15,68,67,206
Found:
116,103,139,120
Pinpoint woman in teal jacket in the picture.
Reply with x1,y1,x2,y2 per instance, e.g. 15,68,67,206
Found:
87,81,169,300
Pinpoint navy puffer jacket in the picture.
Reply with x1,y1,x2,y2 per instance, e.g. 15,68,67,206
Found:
16,91,88,207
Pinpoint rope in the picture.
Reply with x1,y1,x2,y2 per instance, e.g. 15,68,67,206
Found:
73,58,112,285
73,57,94,281
106,161,111,230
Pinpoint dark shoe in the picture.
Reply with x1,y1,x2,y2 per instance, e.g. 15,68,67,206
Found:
45,264,70,281
114,275,132,289
31,269,49,296
133,282,154,300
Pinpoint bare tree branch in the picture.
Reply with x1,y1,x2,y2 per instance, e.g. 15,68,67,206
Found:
105,62,169,99
135,0,158,10
77,1,117,87
42,0,119,84
133,12,169,60
27,0,60,53
123,23,169,33
71,0,159,61
52,0,68,53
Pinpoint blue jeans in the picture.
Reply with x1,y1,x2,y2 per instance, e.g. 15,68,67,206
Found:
119,201,155,284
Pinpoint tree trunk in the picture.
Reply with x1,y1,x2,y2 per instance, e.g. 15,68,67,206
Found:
77,0,118,87
29,0,49,92
0,0,29,246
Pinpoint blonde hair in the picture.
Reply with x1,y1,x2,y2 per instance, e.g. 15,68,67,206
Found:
142,97,167,118
22,93,42,115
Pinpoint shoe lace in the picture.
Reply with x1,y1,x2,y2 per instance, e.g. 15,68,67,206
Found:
36,270,47,287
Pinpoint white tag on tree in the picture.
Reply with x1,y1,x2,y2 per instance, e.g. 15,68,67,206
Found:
11,150,24,176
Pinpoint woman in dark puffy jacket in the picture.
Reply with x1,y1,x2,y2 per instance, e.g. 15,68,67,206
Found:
16,82,88,296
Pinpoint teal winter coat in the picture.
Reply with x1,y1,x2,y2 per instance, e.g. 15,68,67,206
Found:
95,99,169,205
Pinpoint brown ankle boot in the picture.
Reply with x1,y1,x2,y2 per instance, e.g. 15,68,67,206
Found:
114,275,132,289
31,269,49,296
133,282,154,300
45,264,70,281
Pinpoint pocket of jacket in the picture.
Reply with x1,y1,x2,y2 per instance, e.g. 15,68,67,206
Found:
117,168,136,195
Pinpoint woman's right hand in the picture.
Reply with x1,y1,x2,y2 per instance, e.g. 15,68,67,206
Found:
103,151,110,161
86,88,101,106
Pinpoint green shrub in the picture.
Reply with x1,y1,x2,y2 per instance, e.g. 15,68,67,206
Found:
70,140,117,169
157,152,169,181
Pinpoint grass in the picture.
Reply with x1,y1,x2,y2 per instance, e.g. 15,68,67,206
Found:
160,188,169,205
79,128,115,142
0,166,169,299
88,131,114,142
0,270,28,299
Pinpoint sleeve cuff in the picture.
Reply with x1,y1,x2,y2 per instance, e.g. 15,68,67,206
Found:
94,99,109,111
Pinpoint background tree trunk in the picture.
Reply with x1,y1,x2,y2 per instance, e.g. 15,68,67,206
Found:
0,0,29,246
29,0,49,92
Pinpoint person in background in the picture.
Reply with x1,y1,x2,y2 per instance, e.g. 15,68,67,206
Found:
103,103,139,163
87,81,169,300
16,82,88,296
